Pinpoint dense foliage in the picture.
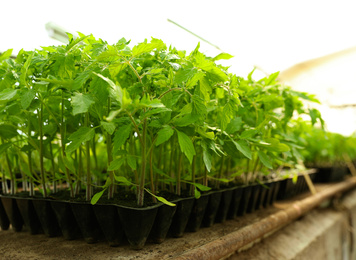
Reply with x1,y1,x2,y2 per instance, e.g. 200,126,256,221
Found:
0,34,325,206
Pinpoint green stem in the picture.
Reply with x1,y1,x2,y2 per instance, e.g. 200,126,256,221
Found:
38,104,47,198
169,137,175,193
217,156,225,190
61,91,74,198
176,152,183,196
191,155,196,197
106,98,114,199
149,144,157,203
137,117,147,207
85,112,92,201
155,144,163,193
49,141,57,193
26,114,34,196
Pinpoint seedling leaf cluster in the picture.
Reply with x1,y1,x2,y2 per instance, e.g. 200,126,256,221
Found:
0,34,325,207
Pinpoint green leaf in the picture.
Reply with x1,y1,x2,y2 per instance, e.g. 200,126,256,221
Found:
142,107,172,118
63,156,76,174
127,155,137,170
156,125,174,146
21,89,36,109
225,117,242,134
132,38,165,57
258,150,273,169
173,114,199,127
176,129,196,164
191,182,211,192
91,189,106,205
0,89,17,101
194,187,201,199
0,124,18,139
192,95,207,117
113,124,131,154
0,49,13,62
108,157,125,171
233,140,252,159
240,129,258,139
140,95,164,108
201,141,212,172
264,71,279,85
109,62,127,78
0,143,11,155
100,121,116,135
71,93,95,115
212,53,234,61
93,72,123,105
145,189,176,206
114,175,133,186
65,127,95,154
73,70,92,90
174,67,198,85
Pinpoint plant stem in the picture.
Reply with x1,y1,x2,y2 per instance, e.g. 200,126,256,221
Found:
149,144,157,203
49,141,57,193
60,91,74,198
38,104,47,198
217,156,225,190
191,155,196,197
106,98,115,199
85,112,92,201
176,152,183,196
76,146,83,195
27,114,34,196
155,144,163,193
169,137,175,193
137,117,147,207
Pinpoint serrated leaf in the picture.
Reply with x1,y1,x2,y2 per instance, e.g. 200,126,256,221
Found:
132,38,164,57
173,114,199,127
65,127,95,154
264,71,279,85
233,140,252,159
21,89,36,109
142,107,171,118
127,155,137,170
140,95,164,108
176,129,196,164
109,62,127,78
113,124,131,154
225,117,242,134
108,157,125,171
71,93,95,115
73,69,92,90
93,72,123,105
156,125,174,146
212,53,234,61
100,121,116,135
192,95,207,117
258,150,273,169
174,67,197,84
0,89,17,101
